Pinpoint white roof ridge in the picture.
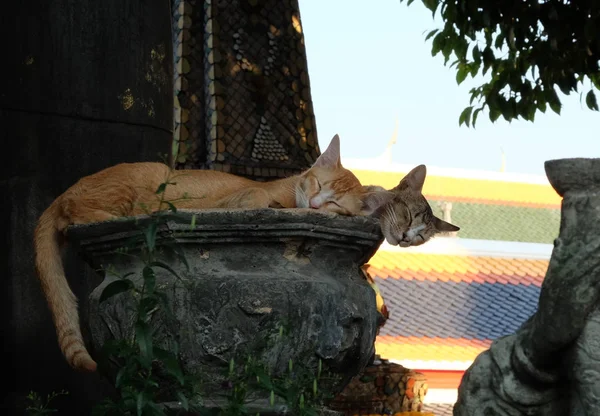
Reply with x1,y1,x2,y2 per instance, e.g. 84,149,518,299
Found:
377,237,554,260
343,158,552,186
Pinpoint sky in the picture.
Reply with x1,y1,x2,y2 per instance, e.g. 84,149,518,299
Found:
299,0,598,175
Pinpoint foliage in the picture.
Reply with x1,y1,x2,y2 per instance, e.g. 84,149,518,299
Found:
402,0,600,126
24,390,69,415
93,170,193,416
214,324,341,416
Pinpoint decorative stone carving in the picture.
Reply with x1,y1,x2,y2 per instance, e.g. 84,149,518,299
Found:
454,158,600,415
67,209,383,404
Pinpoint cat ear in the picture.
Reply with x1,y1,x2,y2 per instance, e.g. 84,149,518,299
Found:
361,186,395,216
313,134,341,168
398,164,427,192
433,216,460,233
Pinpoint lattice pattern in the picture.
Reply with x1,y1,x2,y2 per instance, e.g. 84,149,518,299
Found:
200,0,320,179
172,0,206,168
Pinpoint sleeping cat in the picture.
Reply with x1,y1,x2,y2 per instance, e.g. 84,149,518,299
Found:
34,134,394,373
366,164,460,247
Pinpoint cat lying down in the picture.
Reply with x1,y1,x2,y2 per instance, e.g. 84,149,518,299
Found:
33,134,394,372
33,133,458,372
364,164,460,247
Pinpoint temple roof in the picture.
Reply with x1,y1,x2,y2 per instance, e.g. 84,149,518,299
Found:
349,164,561,244
348,161,559,409
429,202,559,244
368,252,548,285
350,168,560,207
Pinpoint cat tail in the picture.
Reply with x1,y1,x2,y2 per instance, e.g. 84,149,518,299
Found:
34,199,97,372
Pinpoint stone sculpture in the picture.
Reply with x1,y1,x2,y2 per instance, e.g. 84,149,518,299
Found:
454,158,600,416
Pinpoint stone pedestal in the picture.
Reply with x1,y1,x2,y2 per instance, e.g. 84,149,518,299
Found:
68,209,384,405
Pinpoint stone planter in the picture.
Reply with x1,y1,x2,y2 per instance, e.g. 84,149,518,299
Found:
67,209,383,407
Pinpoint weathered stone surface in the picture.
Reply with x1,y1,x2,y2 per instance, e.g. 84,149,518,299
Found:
454,158,600,415
67,209,384,400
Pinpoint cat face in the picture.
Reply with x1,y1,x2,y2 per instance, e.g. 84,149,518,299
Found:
368,165,460,247
296,135,394,216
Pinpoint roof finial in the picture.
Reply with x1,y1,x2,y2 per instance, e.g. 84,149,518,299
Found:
380,117,398,164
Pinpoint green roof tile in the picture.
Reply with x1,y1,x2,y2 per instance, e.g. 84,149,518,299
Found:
431,202,560,244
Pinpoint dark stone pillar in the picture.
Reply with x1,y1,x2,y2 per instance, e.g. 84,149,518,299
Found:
0,1,173,413
172,0,320,180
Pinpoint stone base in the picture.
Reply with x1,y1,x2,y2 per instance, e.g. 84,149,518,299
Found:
329,356,428,415
162,399,344,416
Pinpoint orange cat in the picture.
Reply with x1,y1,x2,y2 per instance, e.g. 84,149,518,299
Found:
365,164,460,247
34,135,393,372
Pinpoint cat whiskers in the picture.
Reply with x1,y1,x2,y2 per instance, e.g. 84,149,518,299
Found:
384,205,399,230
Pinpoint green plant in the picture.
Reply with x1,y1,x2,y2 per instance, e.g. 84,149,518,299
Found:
401,0,600,126
213,324,342,416
92,169,196,416
24,390,68,415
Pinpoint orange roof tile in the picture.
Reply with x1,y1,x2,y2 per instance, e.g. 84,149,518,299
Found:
375,336,491,363
366,252,547,286
352,169,560,207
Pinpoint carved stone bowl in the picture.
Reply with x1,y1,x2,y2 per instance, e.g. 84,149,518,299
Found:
67,208,384,402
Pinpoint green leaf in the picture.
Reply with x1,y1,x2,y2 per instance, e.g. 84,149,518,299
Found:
458,106,473,127
176,391,189,411
591,74,600,91
115,365,131,388
456,64,469,85
441,36,453,64
149,261,181,280
154,347,185,385
425,29,439,41
145,402,166,416
472,46,481,63
472,108,482,127
489,108,501,122
139,296,159,318
586,90,599,111
545,87,561,115
538,99,547,113
494,33,505,49
143,266,156,294
422,0,438,16
431,33,445,56
164,201,178,213
135,321,153,366
144,221,158,252
155,183,167,195
558,78,572,96
100,279,134,303
500,99,514,121
136,391,147,416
